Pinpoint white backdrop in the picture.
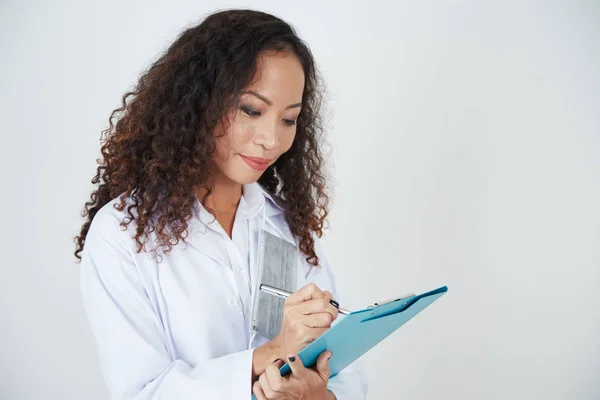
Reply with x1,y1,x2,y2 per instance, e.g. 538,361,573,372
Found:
1,1,598,399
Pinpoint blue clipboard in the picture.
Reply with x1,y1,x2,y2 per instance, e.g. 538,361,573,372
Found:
251,285,448,398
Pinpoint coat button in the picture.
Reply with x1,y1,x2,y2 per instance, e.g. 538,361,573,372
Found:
227,297,239,307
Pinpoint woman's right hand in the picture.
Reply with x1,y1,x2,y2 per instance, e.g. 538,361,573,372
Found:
272,283,340,357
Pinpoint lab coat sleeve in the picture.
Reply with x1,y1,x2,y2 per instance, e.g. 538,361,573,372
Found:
79,208,255,400
310,236,369,400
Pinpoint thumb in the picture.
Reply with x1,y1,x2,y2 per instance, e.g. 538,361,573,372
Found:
314,350,332,381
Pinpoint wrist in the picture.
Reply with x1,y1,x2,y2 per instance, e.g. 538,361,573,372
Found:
269,335,284,357
251,337,284,381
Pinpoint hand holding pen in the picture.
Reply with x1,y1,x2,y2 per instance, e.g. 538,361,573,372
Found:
261,283,349,358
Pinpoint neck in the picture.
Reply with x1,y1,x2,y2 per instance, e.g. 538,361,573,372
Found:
195,174,243,215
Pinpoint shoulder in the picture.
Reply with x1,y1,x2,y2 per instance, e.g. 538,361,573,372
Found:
84,193,139,255
79,195,151,306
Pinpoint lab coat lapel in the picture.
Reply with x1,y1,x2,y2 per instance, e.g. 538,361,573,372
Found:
182,201,231,270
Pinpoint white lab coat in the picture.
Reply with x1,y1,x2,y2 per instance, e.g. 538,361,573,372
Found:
79,181,368,399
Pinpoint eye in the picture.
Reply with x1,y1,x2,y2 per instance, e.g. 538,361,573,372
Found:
283,119,296,126
241,106,261,117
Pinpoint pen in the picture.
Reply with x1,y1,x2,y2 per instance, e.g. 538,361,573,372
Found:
259,284,351,315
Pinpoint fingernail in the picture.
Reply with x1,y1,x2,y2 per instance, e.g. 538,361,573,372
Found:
288,356,296,362
329,299,339,308
273,358,281,363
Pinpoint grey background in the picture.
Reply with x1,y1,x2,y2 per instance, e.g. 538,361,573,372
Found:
1,1,598,399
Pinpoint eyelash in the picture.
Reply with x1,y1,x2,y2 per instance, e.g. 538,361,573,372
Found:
240,106,297,126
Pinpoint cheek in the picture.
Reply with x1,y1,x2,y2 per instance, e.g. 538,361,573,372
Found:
217,121,253,157
280,132,296,153
229,118,255,150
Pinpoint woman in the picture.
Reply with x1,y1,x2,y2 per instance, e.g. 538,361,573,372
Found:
74,8,368,400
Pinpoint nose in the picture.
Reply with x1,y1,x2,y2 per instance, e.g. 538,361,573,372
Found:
253,121,279,150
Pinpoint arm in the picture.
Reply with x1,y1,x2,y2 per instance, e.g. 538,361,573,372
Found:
79,210,277,400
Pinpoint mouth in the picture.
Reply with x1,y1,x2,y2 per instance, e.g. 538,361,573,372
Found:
239,154,272,172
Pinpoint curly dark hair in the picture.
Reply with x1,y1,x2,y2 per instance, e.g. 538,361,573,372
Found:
73,9,331,267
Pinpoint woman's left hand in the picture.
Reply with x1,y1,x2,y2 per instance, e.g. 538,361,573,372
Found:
252,350,335,400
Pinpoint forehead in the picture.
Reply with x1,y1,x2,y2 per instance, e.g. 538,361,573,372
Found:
245,50,305,100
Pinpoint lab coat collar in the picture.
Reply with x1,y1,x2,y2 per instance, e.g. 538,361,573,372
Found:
185,181,289,269
192,181,285,226
239,181,286,219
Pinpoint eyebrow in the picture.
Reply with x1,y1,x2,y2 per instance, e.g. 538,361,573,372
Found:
241,90,302,109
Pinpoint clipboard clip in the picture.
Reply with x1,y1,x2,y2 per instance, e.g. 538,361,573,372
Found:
366,292,416,309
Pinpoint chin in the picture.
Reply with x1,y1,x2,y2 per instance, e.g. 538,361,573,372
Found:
237,176,261,185
227,170,263,185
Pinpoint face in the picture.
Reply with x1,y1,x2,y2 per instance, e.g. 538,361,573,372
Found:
212,50,305,185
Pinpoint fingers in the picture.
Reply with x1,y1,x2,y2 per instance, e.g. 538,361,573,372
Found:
255,353,332,399
314,350,333,381
321,291,341,312
286,283,325,306
286,354,307,379
258,373,274,398
278,284,340,358
298,312,335,329
271,358,286,369
295,298,339,322
252,380,268,400
263,359,285,396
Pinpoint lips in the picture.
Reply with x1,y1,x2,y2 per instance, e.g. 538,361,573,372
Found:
239,154,272,171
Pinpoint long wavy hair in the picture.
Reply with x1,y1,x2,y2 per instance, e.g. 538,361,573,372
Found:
74,9,331,267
